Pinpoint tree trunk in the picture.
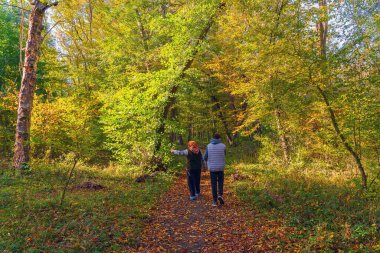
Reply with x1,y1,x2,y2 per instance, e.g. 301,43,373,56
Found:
177,134,184,145
270,82,290,163
232,99,248,140
268,1,290,163
153,2,225,154
228,94,247,143
135,8,151,72
13,1,58,170
316,0,367,189
274,107,290,163
187,124,193,141
161,1,168,18
211,95,233,145
316,86,367,189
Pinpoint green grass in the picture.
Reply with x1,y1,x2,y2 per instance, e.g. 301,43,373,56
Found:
227,155,380,252
0,162,174,252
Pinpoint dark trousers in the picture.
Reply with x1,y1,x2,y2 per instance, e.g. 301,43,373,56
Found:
210,171,224,202
187,169,201,196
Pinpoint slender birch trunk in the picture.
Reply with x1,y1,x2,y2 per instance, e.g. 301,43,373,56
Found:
13,1,58,170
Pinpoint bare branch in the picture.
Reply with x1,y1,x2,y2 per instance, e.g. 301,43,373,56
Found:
42,20,62,42
0,3,30,12
43,1,58,11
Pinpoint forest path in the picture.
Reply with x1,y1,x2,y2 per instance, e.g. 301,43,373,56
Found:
133,171,290,252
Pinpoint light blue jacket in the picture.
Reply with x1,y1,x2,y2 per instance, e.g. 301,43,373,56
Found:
203,138,226,172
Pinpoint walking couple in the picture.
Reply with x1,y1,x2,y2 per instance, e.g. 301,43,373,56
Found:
170,134,226,207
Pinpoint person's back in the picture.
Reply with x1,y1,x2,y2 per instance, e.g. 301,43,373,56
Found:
204,134,226,206
206,139,226,172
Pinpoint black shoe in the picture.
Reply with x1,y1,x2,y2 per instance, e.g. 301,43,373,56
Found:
218,195,224,205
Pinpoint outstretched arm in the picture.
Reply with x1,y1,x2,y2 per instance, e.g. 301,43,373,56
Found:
170,149,188,156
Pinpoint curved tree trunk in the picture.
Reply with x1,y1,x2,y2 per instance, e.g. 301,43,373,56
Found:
316,0,367,189
13,1,58,170
316,85,367,189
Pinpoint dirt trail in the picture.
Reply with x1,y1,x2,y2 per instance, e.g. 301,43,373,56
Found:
132,171,293,252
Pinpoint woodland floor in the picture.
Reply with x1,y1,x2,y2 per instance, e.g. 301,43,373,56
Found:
1,165,377,252
131,171,300,252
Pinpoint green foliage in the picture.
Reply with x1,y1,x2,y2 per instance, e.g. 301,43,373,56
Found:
31,96,107,162
97,0,226,165
0,6,21,158
0,89,17,158
0,0,378,250
0,6,20,90
0,0,378,195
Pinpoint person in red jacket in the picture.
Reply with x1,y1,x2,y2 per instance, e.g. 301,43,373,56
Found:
171,141,203,200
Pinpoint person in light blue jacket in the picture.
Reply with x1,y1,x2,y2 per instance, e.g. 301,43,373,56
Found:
203,133,226,206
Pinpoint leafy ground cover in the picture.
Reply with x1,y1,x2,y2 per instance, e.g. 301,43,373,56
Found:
0,162,174,252
135,171,300,252
135,163,379,252
228,155,380,251
1,153,378,252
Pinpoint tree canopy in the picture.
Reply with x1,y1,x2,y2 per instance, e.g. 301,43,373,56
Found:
0,0,378,182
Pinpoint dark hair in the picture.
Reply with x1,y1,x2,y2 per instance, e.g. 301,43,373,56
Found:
213,133,221,139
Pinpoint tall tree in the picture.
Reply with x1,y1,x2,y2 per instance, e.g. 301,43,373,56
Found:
153,1,226,154
315,0,367,188
13,0,58,170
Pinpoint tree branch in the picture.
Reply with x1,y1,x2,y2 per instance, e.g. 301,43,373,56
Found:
43,1,59,11
42,20,62,42
0,3,30,12
31,1,58,11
